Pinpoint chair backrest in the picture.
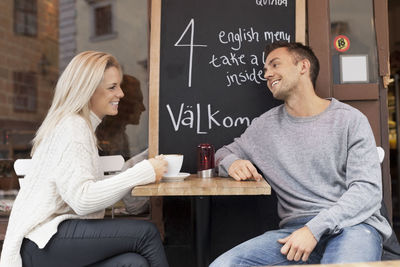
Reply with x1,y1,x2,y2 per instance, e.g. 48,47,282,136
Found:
13,159,32,177
377,146,385,164
14,159,32,188
99,155,125,173
14,155,125,187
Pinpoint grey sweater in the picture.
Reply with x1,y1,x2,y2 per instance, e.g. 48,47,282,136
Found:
216,98,392,241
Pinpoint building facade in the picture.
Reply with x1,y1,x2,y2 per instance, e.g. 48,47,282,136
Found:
60,0,150,157
0,0,59,159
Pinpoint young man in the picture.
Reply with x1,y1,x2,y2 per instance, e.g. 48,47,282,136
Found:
210,42,392,266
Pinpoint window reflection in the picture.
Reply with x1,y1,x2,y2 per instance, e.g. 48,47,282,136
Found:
330,0,379,84
14,0,38,37
75,0,150,158
96,74,146,160
1,1,56,166
95,5,112,36
1,0,150,200
1,0,57,221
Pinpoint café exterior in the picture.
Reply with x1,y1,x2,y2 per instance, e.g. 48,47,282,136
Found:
0,0,398,266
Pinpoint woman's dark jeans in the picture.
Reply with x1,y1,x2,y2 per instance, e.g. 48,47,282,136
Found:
20,219,169,267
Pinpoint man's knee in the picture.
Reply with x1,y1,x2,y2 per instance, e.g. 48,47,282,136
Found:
322,224,383,263
210,253,238,267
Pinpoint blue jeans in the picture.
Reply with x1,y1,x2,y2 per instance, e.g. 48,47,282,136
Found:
210,217,382,266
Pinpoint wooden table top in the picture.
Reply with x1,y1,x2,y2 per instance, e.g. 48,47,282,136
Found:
273,260,400,267
131,174,271,196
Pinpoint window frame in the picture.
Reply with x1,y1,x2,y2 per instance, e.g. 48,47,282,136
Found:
87,0,118,42
13,0,38,37
308,0,392,221
12,71,37,113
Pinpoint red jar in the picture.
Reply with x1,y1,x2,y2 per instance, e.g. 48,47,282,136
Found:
197,143,215,178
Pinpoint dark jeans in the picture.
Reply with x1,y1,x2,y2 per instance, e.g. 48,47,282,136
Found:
20,219,169,267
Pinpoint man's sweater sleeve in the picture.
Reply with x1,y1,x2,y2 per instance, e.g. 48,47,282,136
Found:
306,114,383,241
54,142,155,216
216,128,254,177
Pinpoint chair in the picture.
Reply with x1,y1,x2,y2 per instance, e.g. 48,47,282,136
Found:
14,155,125,220
377,146,400,260
99,155,125,174
14,155,124,189
10,156,155,264
13,156,155,223
377,146,385,164
13,159,31,188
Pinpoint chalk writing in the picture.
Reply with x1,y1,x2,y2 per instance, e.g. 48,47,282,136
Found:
218,27,259,51
210,26,291,86
256,0,288,7
175,18,207,87
166,103,251,134
209,53,246,67
264,31,291,43
226,68,266,87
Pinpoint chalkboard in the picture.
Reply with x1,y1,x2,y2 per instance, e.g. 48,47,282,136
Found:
149,0,305,173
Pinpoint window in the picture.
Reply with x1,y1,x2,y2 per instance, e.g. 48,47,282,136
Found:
13,71,37,112
330,0,378,84
87,0,117,41
14,0,37,37
95,5,112,36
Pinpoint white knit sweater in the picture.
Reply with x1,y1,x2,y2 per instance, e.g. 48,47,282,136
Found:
0,112,155,267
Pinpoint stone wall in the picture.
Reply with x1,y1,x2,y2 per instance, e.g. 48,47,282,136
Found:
59,0,75,72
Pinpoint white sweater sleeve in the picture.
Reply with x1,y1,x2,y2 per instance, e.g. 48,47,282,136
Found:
54,142,155,215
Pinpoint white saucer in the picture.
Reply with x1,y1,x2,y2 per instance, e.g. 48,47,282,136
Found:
162,172,190,182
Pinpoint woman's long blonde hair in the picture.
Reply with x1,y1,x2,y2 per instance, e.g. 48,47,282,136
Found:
31,51,122,155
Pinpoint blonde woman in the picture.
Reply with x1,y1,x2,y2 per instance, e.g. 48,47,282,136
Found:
0,51,169,267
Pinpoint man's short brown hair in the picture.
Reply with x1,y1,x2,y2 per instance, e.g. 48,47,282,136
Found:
265,42,320,88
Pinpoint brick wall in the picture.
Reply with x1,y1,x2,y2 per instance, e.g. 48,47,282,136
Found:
0,0,59,128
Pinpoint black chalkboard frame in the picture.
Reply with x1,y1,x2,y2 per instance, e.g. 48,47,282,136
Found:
148,0,306,162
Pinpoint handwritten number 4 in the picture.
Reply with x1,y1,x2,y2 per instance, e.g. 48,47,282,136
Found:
174,19,207,87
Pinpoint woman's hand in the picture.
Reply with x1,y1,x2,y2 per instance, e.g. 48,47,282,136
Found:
148,155,168,182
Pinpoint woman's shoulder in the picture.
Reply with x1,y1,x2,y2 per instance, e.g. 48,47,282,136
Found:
54,114,92,143
33,114,96,164
58,114,89,131
62,113,88,126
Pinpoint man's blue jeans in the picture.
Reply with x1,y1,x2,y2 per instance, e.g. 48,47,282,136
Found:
210,217,382,266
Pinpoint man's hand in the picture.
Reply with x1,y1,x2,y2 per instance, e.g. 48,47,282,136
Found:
278,226,317,262
228,160,263,181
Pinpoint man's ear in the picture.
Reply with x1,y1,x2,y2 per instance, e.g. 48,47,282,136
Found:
299,59,311,75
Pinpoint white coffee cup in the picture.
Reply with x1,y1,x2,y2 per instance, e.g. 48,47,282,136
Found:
164,154,184,177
